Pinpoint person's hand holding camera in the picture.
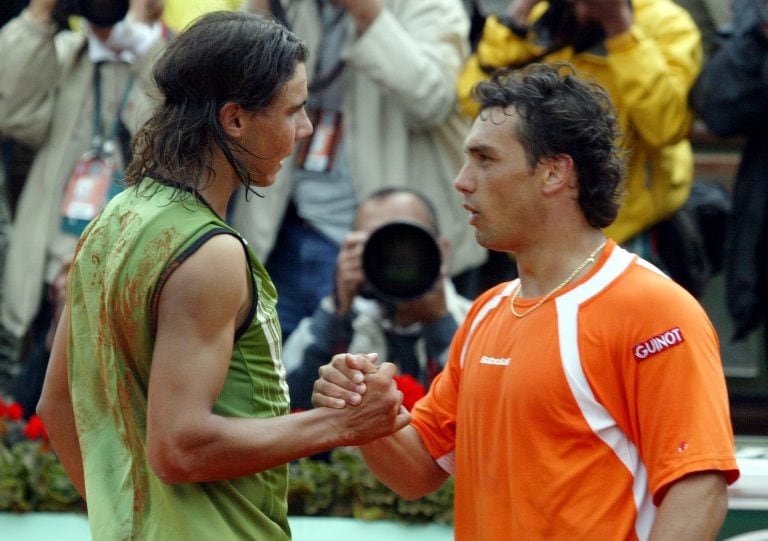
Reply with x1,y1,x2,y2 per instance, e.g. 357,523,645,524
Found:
333,230,368,317
504,0,632,39
570,0,632,38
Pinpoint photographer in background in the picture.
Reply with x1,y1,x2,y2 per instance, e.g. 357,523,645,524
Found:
458,0,703,289
236,0,485,341
0,0,167,416
284,188,472,411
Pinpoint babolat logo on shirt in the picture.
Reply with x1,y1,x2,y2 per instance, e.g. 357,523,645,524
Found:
480,356,510,366
633,327,685,360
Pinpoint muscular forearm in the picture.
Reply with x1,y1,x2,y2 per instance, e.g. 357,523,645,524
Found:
360,425,448,500
148,408,364,483
648,471,728,540
148,365,410,484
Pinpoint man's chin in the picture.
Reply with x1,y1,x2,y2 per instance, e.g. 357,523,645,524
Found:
475,233,506,253
474,231,490,248
257,161,285,187
249,173,278,188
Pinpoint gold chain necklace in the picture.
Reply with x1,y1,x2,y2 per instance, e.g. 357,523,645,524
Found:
509,240,607,318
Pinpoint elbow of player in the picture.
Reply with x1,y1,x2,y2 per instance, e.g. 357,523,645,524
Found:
381,470,447,501
36,395,52,425
397,487,431,501
36,397,56,436
147,435,200,484
391,479,443,501
36,386,68,436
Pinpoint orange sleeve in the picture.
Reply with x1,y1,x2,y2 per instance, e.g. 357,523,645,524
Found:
615,279,739,503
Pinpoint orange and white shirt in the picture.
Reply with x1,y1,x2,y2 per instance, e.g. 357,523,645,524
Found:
411,241,739,540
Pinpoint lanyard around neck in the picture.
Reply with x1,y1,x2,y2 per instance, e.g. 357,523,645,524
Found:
92,61,136,154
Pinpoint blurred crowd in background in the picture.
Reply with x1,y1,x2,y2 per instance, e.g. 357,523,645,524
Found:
0,0,765,425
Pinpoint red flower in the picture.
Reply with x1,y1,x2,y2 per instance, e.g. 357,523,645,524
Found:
0,397,6,418
23,415,48,440
393,374,426,411
7,402,23,421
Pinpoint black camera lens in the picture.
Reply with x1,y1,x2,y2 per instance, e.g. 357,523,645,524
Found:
361,221,441,303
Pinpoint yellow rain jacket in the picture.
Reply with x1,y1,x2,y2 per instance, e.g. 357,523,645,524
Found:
458,0,702,243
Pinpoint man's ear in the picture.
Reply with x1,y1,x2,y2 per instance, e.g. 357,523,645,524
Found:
541,154,575,195
219,101,245,140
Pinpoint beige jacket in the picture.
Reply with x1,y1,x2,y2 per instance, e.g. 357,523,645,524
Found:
232,0,487,276
0,13,161,338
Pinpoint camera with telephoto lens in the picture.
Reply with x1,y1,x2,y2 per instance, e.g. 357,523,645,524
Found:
53,0,130,27
360,221,442,304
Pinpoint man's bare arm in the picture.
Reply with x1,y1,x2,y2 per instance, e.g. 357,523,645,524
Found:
146,234,409,483
360,425,449,500
648,471,728,540
37,307,86,498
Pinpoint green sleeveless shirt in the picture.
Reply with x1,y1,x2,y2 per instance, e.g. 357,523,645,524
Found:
67,179,291,540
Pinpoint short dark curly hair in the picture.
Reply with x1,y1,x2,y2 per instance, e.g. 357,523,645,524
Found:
472,63,626,229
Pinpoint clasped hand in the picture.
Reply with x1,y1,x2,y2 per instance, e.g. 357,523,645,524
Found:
312,353,411,445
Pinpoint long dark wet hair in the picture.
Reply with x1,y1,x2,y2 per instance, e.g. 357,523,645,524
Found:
124,11,307,196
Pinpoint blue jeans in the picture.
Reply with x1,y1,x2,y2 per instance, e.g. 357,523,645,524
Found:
266,207,339,339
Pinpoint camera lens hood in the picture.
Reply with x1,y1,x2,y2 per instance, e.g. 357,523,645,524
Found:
361,221,441,303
